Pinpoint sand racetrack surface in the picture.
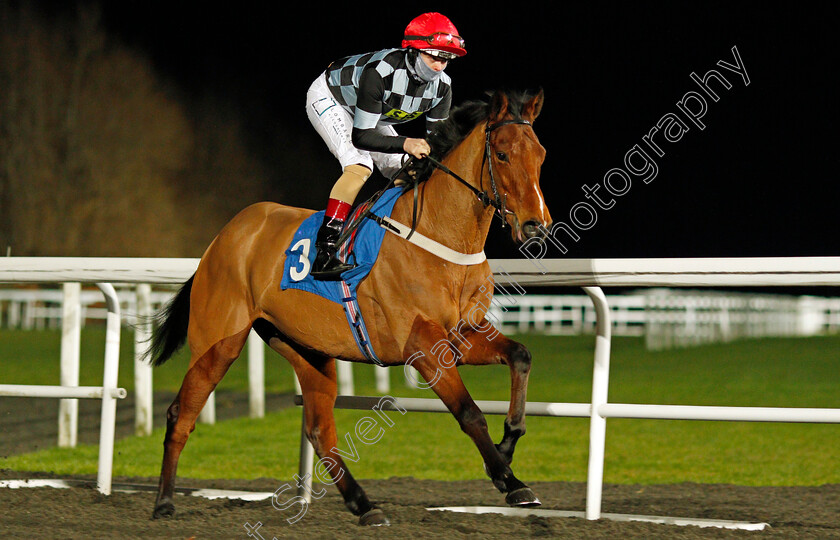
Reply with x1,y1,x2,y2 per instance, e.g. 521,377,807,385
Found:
2,473,840,539
2,393,839,539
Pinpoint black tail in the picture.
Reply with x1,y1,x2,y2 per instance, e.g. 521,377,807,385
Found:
147,275,194,367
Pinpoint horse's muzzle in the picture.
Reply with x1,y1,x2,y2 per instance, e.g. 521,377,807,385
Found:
521,220,548,240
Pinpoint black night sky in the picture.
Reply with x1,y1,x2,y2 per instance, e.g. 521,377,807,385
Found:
97,1,839,261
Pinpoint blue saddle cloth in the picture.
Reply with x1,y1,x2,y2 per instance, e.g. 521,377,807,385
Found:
280,187,405,366
280,186,404,303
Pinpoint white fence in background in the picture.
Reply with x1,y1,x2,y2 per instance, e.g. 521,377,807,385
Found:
5,286,840,351
0,258,357,440
487,288,840,349
0,282,125,495
0,286,174,330
2,256,840,524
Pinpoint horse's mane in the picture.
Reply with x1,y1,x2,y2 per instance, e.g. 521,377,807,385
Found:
409,89,537,182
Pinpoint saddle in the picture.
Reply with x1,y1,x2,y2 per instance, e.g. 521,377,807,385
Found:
281,187,404,299
280,187,406,364
280,181,487,364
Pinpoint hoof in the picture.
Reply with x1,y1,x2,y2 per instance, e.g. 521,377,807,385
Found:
359,508,390,526
152,501,175,519
505,487,541,507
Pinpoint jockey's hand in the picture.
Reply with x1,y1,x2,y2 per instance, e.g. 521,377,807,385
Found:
403,138,431,160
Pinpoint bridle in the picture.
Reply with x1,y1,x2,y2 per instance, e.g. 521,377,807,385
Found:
426,118,532,228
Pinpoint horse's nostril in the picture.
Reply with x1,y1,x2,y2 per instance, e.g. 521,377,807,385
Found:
522,221,544,239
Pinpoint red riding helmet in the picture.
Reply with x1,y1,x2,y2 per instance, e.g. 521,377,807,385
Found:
401,12,466,59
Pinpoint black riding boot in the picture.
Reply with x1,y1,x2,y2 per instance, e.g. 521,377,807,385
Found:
310,217,356,281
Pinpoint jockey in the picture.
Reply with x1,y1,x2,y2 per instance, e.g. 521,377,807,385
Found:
305,12,467,280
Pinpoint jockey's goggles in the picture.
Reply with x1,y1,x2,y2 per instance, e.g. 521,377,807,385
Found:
404,32,465,51
422,49,458,61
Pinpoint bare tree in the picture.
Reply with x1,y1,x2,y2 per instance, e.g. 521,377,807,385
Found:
0,2,274,256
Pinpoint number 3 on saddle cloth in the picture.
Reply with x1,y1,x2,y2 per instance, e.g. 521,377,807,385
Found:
280,187,405,366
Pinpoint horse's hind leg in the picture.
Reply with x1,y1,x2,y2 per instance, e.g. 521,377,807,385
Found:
152,326,250,518
264,334,388,526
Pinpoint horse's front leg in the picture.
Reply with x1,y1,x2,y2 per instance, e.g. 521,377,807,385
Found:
451,322,531,467
405,316,539,507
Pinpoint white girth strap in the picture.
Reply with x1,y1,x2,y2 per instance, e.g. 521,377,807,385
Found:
379,216,487,266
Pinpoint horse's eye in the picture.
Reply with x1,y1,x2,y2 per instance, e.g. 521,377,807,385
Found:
496,151,508,162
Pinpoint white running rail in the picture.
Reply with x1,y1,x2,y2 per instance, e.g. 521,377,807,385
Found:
2,256,840,518
0,282,126,495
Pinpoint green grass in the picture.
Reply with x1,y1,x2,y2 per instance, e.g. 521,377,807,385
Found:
2,329,839,486
0,326,298,394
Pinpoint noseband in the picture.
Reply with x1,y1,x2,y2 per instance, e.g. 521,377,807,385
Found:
427,118,531,228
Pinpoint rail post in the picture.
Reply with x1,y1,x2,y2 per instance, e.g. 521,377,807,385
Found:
134,284,153,435
95,283,123,495
248,330,265,418
58,282,82,447
582,286,612,520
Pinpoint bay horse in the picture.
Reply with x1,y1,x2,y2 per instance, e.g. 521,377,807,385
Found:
149,89,552,526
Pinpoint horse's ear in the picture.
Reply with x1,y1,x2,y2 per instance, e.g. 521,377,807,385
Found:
523,89,545,123
489,91,510,121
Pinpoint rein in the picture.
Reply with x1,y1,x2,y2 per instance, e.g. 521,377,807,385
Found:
334,117,532,254
427,118,532,228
